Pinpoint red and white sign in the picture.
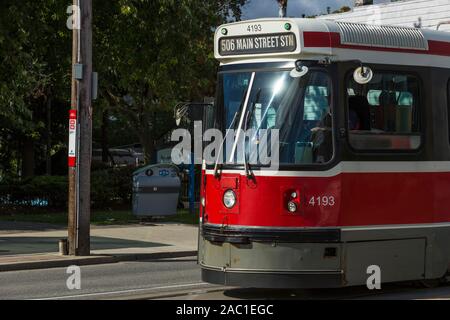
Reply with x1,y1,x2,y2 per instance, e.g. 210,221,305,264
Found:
68,110,77,167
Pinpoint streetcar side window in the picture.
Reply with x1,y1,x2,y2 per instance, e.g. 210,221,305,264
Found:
347,72,421,151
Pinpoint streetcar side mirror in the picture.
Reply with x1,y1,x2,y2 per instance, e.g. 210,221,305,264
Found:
174,103,188,127
353,66,373,84
174,102,214,133
290,60,309,78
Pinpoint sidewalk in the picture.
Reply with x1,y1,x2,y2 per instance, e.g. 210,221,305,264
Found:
0,223,198,272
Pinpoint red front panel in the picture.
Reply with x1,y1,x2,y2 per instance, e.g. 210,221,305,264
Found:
203,171,450,228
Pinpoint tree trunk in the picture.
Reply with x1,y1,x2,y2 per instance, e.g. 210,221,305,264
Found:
101,109,110,164
45,96,52,175
21,138,35,178
137,109,156,165
140,134,155,165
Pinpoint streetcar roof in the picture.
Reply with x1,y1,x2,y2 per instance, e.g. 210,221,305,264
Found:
214,18,450,68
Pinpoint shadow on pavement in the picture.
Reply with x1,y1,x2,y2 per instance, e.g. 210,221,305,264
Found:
0,236,169,256
174,283,450,300
0,221,65,233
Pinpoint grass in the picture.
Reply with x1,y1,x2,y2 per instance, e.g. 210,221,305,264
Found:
0,209,199,226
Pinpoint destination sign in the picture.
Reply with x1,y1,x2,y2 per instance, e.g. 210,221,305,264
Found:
219,32,297,56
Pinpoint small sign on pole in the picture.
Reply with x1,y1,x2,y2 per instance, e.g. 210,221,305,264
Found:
68,109,77,167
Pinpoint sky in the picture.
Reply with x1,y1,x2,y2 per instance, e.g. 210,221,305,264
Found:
241,0,355,20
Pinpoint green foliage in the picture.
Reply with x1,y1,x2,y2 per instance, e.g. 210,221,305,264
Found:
0,166,136,211
0,0,72,175
94,0,248,162
0,0,248,176
91,166,135,208
0,0,248,174
0,175,67,209
332,6,352,14
0,1,71,129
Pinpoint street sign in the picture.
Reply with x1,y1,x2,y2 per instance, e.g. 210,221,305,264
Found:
68,109,77,167
218,32,296,56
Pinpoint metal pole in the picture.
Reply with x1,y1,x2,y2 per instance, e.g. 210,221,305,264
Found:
437,21,450,30
189,154,195,215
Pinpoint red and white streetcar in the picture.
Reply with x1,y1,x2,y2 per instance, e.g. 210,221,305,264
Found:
198,18,450,288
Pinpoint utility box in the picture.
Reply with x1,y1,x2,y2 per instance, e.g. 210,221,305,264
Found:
132,164,181,217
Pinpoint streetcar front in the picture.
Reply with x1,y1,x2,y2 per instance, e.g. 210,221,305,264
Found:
198,18,343,288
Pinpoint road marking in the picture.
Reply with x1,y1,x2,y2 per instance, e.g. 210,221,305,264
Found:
34,282,208,300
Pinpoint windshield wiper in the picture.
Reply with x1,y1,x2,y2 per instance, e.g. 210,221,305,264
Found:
213,87,249,178
229,73,256,166
243,88,261,180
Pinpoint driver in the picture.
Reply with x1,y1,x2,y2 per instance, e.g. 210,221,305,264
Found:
311,107,333,164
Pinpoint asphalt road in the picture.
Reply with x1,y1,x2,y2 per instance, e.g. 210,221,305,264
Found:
1,257,450,300
0,257,205,300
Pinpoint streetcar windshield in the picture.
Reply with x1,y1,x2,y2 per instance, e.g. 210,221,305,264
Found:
216,68,333,166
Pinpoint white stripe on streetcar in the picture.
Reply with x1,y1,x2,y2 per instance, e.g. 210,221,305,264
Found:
205,161,450,177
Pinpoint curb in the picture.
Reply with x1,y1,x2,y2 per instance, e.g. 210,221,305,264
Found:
0,250,198,272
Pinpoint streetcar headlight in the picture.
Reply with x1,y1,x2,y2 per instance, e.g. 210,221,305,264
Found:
223,190,236,209
287,201,297,213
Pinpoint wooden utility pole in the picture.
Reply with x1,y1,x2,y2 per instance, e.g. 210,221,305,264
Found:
78,0,93,256
68,0,79,256
68,0,93,256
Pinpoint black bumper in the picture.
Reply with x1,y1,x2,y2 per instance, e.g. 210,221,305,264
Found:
201,224,341,244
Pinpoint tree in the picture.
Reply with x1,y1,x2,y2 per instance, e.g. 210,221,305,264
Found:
0,1,71,177
277,0,288,18
332,6,352,14
0,0,248,175
93,0,248,163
